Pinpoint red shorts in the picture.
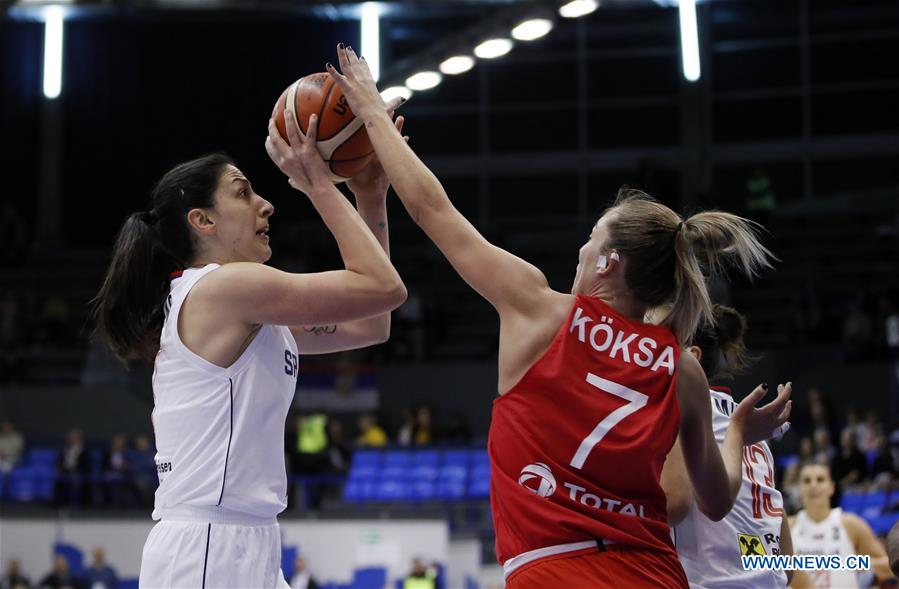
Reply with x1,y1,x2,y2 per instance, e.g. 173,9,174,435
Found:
506,546,688,589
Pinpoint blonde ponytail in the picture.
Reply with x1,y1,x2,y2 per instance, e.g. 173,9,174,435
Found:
606,189,775,344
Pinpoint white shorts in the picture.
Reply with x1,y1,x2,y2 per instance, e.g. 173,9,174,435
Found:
139,505,289,589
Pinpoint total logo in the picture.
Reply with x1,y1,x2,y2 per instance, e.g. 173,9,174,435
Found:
518,463,557,498
517,461,647,517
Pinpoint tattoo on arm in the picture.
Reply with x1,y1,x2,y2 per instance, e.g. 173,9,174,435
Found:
303,325,338,335
378,220,386,230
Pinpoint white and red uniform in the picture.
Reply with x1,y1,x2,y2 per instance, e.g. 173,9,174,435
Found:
675,387,788,588
792,508,861,589
489,295,685,586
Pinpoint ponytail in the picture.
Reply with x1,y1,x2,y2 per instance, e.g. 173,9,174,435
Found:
92,212,181,363
606,188,775,344
667,211,773,343
91,153,233,363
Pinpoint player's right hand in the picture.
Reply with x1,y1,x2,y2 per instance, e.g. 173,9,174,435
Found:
265,109,331,194
327,44,404,121
731,382,792,446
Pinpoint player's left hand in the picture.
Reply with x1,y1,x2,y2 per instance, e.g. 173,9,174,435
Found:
347,116,408,200
731,382,792,445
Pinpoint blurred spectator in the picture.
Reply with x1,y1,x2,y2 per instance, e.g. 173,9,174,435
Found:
0,420,24,473
38,555,80,589
413,406,434,446
402,558,436,589
54,429,88,507
0,204,28,263
782,437,815,511
870,434,896,489
104,435,134,507
326,419,351,472
130,435,157,506
813,428,835,465
84,548,117,589
884,299,899,360
843,301,873,362
356,414,387,448
38,295,71,346
2,559,31,589
831,429,867,492
292,413,329,474
806,388,840,442
859,410,882,453
396,408,415,447
444,412,472,445
289,556,318,589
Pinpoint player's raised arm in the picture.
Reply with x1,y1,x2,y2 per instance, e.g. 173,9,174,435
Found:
326,45,553,317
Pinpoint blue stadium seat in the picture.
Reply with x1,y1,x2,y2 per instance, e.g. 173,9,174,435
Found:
374,477,410,501
870,512,899,535
352,449,382,468
410,450,439,485
467,471,490,499
465,576,480,589
343,479,376,502
469,449,489,467
861,490,888,520
442,450,469,467
840,491,866,515
350,566,386,589
410,479,437,501
120,579,139,589
25,448,58,468
436,478,466,500
382,450,412,469
8,468,39,502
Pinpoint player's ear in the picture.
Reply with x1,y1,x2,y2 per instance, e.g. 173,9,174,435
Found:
686,345,702,362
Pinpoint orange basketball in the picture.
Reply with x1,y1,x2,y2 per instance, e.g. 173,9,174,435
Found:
273,72,374,183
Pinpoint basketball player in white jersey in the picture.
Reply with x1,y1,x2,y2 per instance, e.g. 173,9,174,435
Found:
93,109,407,588
663,305,802,588
790,462,892,588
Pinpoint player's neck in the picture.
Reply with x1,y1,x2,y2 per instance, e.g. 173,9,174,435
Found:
805,502,831,522
588,284,646,322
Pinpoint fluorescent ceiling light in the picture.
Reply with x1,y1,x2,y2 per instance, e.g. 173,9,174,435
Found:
439,55,475,75
360,2,380,82
559,0,598,18
381,86,413,102
678,0,700,81
474,38,513,59
43,5,64,99
512,18,554,41
405,71,442,91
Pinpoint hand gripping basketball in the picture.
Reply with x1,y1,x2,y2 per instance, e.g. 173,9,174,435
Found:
265,109,332,194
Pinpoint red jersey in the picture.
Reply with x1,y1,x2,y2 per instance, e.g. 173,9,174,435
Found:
489,295,682,570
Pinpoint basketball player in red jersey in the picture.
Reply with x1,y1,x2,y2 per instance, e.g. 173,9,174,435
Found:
327,45,791,588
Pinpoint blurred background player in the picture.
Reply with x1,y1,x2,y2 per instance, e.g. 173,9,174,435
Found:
665,304,804,588
326,45,792,588
92,105,406,587
790,462,892,588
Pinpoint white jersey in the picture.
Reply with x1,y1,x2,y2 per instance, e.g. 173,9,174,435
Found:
675,388,788,589
792,508,859,589
151,264,298,520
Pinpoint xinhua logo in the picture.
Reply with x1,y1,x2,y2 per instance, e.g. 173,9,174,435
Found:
518,463,557,498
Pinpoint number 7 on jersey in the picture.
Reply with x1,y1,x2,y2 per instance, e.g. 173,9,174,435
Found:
569,373,649,469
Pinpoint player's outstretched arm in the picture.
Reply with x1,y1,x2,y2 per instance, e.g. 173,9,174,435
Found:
290,116,409,354
326,44,554,317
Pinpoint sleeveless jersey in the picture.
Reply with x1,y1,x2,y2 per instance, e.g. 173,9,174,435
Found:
151,264,298,520
489,295,682,571
675,388,787,588
792,508,860,589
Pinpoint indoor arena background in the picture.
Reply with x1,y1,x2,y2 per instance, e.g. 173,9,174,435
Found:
1,0,898,587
